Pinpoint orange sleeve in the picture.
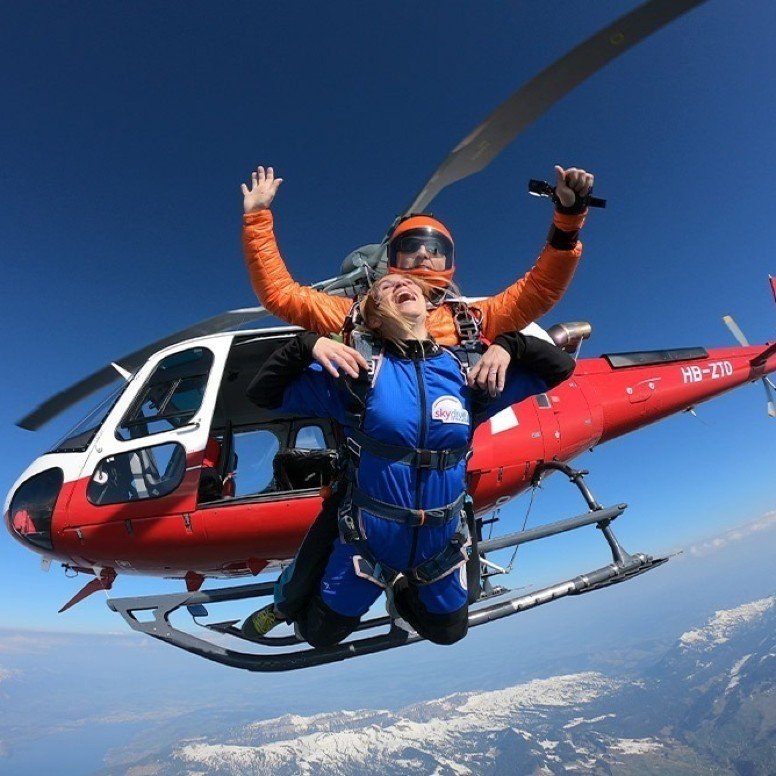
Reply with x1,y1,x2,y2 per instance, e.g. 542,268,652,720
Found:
478,211,586,340
242,210,352,335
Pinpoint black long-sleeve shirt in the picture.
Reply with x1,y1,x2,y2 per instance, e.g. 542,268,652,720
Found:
247,331,575,411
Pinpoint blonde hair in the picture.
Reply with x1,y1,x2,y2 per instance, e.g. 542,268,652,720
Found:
358,276,433,353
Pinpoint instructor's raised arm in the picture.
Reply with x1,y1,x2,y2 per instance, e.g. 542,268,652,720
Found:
478,165,594,339
241,165,351,334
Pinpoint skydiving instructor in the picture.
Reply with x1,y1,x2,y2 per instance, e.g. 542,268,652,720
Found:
239,163,594,637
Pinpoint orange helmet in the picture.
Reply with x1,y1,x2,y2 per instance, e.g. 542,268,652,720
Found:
387,214,455,289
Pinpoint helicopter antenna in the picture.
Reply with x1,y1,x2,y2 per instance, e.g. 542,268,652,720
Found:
110,362,132,381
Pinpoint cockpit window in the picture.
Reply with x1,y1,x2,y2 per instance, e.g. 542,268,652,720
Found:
51,383,129,453
87,442,186,505
295,424,326,450
117,348,214,441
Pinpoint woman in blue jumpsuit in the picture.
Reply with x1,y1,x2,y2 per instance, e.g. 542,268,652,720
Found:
244,275,575,647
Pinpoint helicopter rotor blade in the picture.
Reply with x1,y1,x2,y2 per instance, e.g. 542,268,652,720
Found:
722,315,750,347
18,262,379,432
723,316,775,418
20,0,711,432
18,264,377,432
17,306,272,431
404,0,709,216
763,378,776,418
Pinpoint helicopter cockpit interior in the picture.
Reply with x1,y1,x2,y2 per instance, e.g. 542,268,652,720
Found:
202,332,339,505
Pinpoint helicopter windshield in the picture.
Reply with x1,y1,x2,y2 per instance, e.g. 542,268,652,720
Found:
116,347,214,440
50,382,130,453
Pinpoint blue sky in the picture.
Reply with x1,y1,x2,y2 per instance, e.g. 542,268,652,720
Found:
1,0,775,637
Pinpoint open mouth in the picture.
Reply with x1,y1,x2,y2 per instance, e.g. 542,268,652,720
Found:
395,290,416,304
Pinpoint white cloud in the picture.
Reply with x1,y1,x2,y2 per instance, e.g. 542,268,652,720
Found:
0,667,20,682
0,632,74,654
686,511,776,558
0,629,155,654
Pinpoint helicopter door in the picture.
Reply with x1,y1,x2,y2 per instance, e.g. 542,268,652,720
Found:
62,340,230,533
534,377,599,461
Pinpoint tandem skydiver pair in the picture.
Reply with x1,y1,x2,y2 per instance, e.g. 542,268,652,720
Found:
237,163,593,646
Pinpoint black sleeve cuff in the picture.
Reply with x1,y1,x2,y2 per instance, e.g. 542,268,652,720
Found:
492,332,527,361
297,331,322,360
547,225,580,250
492,333,575,388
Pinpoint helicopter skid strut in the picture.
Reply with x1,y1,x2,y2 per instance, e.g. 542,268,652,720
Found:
107,464,667,671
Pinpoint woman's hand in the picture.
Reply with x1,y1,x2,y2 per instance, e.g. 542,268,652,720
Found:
241,166,284,213
467,343,510,397
312,338,369,379
554,165,594,208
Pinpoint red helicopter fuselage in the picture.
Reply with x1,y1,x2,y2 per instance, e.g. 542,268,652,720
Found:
5,326,775,594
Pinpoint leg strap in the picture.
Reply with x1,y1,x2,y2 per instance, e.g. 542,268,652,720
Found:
350,488,466,527
339,501,470,589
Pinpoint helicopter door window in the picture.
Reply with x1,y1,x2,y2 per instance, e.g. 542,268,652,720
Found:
117,348,214,441
87,442,186,506
230,429,281,498
273,423,337,491
294,425,326,450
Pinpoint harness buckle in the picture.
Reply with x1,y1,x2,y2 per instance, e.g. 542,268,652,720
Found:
337,506,361,545
346,437,362,460
352,555,386,588
417,448,433,468
454,303,482,346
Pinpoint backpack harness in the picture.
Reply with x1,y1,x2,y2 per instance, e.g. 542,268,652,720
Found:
335,298,485,589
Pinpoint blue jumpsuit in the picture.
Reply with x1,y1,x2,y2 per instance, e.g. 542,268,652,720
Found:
270,339,551,630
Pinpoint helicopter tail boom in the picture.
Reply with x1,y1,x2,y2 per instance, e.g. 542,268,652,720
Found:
576,341,776,447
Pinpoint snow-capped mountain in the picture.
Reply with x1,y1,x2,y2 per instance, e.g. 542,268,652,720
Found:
103,596,775,775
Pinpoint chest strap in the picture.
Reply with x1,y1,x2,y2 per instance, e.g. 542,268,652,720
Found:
349,488,466,528
452,301,483,349
346,427,470,471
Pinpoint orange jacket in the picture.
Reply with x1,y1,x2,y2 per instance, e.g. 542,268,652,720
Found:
242,210,585,346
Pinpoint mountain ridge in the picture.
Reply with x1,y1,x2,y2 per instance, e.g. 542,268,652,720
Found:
105,595,775,775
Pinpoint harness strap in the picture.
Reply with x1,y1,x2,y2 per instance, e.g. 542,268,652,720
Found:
452,301,483,349
409,530,469,585
350,526,470,587
351,488,466,527
447,346,483,381
346,427,469,471
349,329,383,383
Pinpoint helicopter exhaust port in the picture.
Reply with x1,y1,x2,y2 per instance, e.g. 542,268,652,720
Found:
6,468,64,553
547,321,592,355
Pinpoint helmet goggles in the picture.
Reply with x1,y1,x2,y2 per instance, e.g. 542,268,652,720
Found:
388,227,454,271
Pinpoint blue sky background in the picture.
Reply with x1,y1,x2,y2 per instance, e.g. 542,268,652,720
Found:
1,0,774,644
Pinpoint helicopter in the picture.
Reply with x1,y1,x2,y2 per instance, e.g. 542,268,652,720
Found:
8,0,773,673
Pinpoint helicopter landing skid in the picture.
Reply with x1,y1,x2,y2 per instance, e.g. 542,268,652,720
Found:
106,464,667,671
106,552,664,671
